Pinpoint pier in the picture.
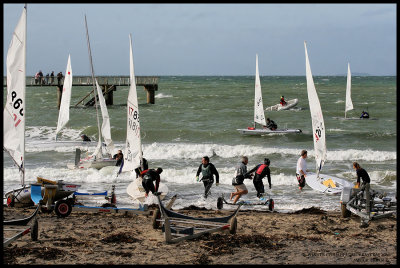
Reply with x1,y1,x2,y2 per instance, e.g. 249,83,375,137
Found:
3,76,159,106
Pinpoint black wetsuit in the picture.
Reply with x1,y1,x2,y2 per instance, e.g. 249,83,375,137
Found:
246,164,271,198
356,168,370,185
196,163,219,198
113,153,124,166
141,169,160,195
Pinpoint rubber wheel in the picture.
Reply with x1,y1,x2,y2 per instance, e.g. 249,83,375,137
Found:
152,209,161,229
31,218,39,241
341,203,351,218
268,199,274,211
229,217,237,234
217,197,224,209
55,200,72,218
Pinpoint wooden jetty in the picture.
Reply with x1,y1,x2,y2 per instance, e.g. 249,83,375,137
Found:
3,76,159,106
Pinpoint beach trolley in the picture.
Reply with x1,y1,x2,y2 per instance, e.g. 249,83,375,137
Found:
46,185,150,218
217,193,274,211
340,186,396,227
3,185,42,247
152,193,242,244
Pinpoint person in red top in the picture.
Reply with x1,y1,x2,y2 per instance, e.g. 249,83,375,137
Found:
246,158,271,198
280,96,287,106
141,167,163,197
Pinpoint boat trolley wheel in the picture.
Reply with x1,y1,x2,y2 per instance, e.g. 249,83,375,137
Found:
217,197,224,209
152,208,161,229
31,218,39,241
55,200,72,218
268,199,274,211
229,217,237,234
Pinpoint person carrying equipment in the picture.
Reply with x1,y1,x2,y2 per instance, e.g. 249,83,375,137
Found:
246,158,272,198
230,156,253,204
353,162,371,214
196,156,219,198
141,167,163,198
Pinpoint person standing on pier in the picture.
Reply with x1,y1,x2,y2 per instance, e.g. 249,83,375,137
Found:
50,71,55,85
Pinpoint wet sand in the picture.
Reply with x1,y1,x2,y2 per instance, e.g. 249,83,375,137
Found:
3,205,396,265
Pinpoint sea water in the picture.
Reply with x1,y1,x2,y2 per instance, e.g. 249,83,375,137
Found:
3,76,397,212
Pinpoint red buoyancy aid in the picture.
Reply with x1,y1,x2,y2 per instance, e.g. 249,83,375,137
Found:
256,164,268,175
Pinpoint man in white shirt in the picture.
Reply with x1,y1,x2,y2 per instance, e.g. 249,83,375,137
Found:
296,150,308,190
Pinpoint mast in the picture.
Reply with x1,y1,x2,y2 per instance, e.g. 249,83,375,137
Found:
22,4,27,185
84,15,102,148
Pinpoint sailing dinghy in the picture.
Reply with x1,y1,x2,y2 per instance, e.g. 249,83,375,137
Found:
67,16,116,170
303,41,353,194
123,34,168,203
4,6,80,207
332,63,377,120
237,54,302,135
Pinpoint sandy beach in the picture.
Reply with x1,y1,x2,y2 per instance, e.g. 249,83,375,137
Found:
3,204,396,265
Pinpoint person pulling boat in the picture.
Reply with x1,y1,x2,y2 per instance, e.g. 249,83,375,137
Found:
246,158,272,198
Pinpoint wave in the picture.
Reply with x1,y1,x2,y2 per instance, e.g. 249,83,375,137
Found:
155,93,173,99
24,141,396,162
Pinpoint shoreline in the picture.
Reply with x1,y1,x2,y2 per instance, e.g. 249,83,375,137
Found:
3,205,396,265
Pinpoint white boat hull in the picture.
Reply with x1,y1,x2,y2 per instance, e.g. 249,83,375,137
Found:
237,128,302,135
67,158,117,170
127,177,168,203
265,98,298,111
332,117,378,120
305,172,354,195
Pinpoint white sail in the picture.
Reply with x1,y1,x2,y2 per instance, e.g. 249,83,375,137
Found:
95,79,115,155
122,34,142,173
55,54,73,138
345,63,353,118
254,54,266,126
4,6,27,185
304,41,326,173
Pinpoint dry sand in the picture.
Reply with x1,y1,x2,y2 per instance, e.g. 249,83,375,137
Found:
3,204,397,265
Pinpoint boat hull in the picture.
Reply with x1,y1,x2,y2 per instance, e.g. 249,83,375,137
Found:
127,177,168,203
265,98,298,111
305,172,354,195
332,117,378,120
67,158,117,170
237,128,302,135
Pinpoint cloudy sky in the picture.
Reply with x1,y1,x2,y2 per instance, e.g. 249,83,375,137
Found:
3,3,396,76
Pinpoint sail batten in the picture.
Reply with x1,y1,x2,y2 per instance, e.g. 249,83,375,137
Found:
304,42,327,174
4,6,27,185
254,54,266,126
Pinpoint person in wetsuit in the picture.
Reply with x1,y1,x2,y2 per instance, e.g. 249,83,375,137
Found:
141,167,163,197
230,156,253,204
353,162,371,213
246,158,272,198
265,118,278,130
196,156,219,198
113,150,124,166
360,110,369,119
81,134,91,142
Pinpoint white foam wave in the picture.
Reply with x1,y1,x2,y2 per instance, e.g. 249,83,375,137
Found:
24,141,396,162
155,93,173,98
